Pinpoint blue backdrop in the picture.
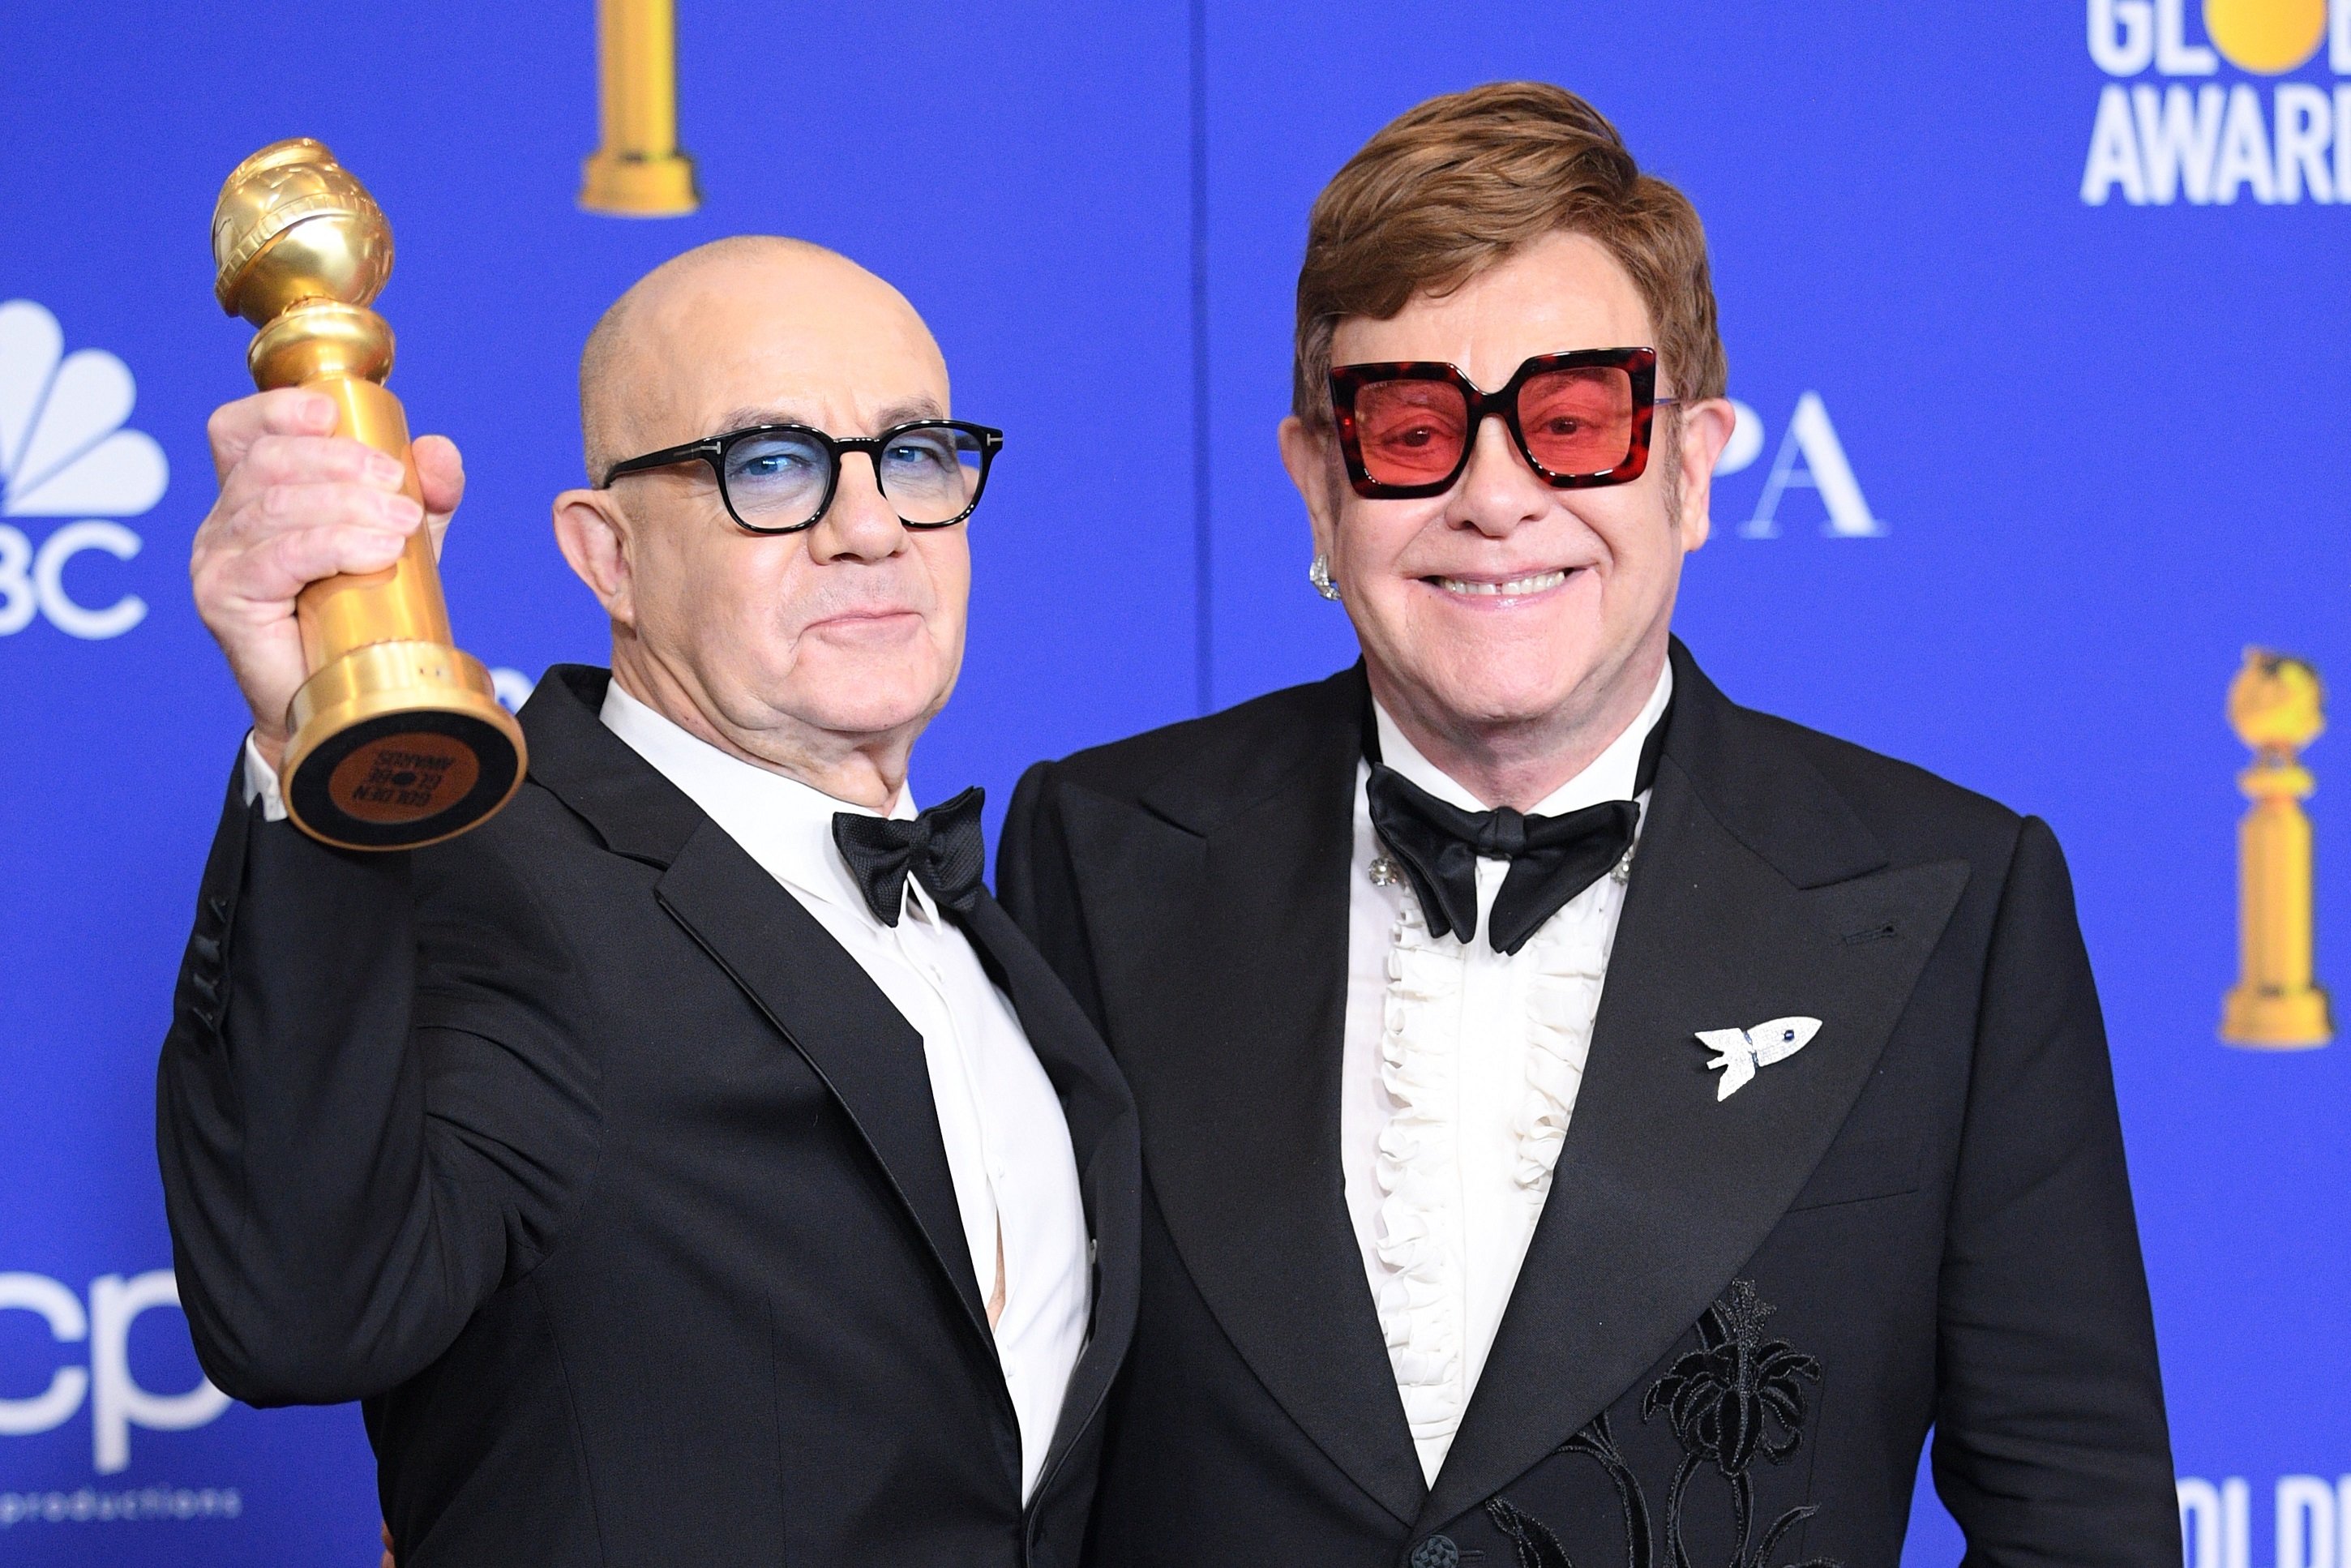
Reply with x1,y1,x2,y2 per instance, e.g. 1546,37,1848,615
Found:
2,3,2345,1562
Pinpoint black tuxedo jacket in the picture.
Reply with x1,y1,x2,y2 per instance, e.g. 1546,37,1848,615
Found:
998,641,2176,1568
156,665,1140,1568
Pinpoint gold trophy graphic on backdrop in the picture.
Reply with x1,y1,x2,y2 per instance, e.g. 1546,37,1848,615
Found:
212,139,526,850
2220,649,2332,1048
580,0,699,215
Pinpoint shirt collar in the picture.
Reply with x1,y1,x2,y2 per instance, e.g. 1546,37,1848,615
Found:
1370,659,1674,817
598,679,926,923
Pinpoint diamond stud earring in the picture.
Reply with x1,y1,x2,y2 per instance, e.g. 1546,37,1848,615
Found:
1308,554,1341,602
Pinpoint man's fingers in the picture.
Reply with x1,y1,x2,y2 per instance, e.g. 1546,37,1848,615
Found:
255,521,413,597
411,435,464,563
199,509,416,612
202,526,403,615
197,481,421,557
255,478,422,533
227,433,408,498
412,434,465,516
206,389,339,482
191,392,425,752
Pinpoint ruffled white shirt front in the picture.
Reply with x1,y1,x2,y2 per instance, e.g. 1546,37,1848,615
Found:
1340,665,1672,1485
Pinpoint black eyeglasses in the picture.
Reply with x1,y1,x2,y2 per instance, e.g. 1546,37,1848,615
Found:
599,419,1004,535
1329,347,1675,498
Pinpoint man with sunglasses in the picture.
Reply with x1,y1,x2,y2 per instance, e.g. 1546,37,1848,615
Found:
999,84,2177,1566
159,237,1137,1566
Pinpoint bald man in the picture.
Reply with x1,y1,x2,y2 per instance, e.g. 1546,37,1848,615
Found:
157,238,1139,1566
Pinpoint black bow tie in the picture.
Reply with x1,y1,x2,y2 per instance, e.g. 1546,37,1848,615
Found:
1364,713,1667,956
832,786,987,928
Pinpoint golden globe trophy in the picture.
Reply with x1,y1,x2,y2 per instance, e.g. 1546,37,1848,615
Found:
212,139,526,850
580,0,699,216
2220,649,2332,1048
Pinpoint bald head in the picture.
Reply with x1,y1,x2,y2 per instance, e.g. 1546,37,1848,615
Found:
552,233,974,813
579,236,946,482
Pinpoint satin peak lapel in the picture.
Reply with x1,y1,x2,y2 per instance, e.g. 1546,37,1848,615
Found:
1417,689,1970,1532
655,822,993,1343
957,892,1142,1501
1064,674,1428,1527
522,665,993,1343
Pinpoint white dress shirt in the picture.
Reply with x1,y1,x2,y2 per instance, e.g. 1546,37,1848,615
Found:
244,687,1093,1503
1340,664,1672,1485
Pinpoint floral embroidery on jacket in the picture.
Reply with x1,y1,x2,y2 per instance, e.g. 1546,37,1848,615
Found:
1482,1281,1837,1568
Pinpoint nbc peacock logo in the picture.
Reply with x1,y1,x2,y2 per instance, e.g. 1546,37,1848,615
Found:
2082,0,2351,204
0,299,165,639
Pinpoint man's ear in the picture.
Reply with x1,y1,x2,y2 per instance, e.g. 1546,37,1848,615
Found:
1668,397,1737,555
1278,414,1343,567
553,487,636,627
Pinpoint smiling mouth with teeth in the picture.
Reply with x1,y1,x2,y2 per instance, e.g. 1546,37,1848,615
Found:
1430,569,1572,597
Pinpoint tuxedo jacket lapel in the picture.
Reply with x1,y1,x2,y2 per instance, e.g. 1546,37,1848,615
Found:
1417,645,1972,1531
524,666,991,1343
655,825,996,1341
958,892,1141,1496
1060,667,1427,1527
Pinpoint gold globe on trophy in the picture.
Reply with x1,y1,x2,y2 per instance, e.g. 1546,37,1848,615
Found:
212,139,526,850
2220,648,2332,1048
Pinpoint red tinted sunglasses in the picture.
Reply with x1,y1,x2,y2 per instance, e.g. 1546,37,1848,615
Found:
1328,347,1675,498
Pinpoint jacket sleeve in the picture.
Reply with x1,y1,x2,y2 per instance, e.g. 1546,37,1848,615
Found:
156,762,599,1407
1930,815,2180,1566
997,760,1111,1039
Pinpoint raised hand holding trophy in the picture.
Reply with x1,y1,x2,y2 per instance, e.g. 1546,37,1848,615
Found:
212,139,525,850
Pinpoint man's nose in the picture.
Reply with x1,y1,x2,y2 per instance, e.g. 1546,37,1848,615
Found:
1450,413,1548,538
807,450,908,563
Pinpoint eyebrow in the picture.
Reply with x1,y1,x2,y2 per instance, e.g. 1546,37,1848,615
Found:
709,396,947,437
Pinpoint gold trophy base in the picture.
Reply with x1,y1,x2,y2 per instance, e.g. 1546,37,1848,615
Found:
579,150,698,216
282,640,526,851
2220,984,2334,1050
